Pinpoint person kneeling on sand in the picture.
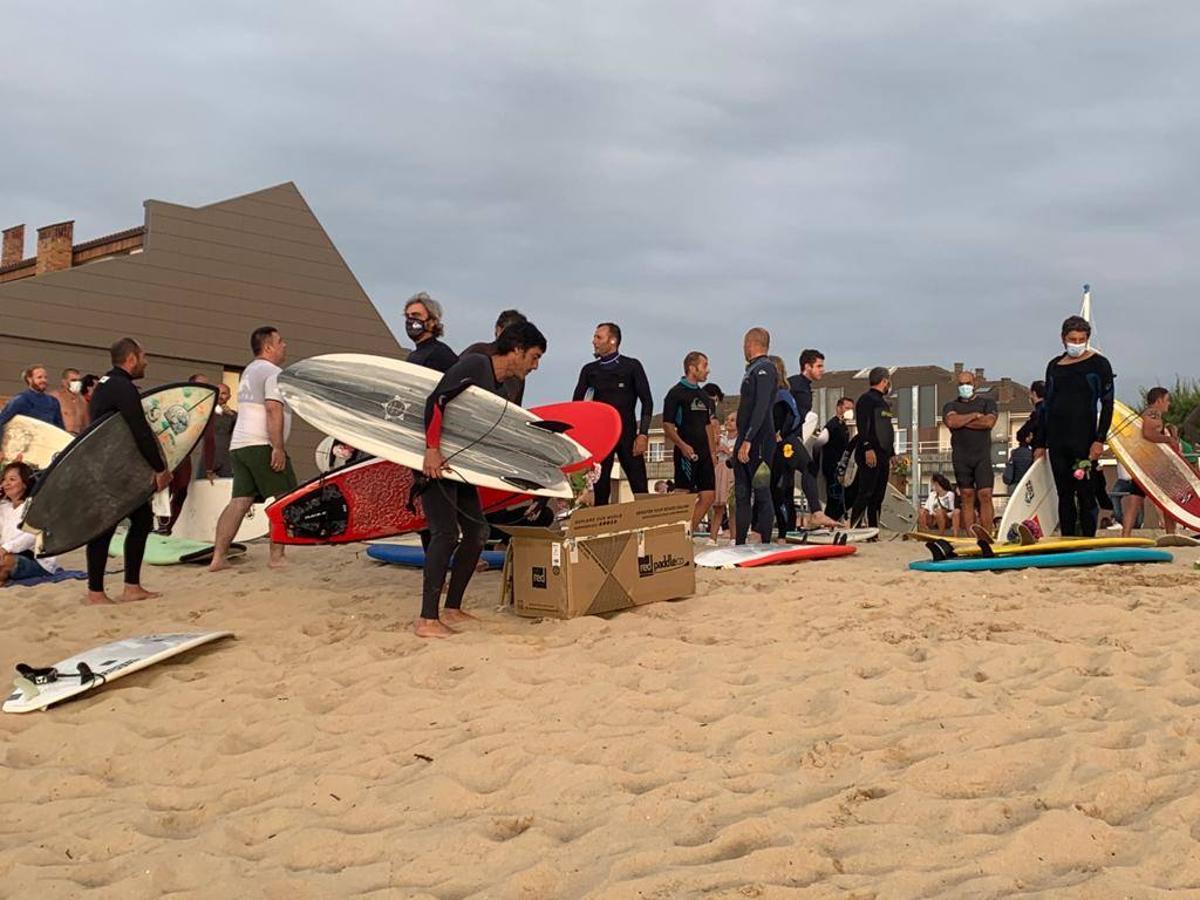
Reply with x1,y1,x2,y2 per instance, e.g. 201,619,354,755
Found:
416,321,548,639
0,462,63,585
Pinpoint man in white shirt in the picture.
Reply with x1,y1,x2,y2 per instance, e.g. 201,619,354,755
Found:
210,326,296,571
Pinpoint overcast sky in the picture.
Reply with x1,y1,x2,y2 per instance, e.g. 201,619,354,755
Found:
4,1,1197,405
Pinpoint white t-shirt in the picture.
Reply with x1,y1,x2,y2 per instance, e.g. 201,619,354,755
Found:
229,359,292,451
1,499,60,573
924,490,955,514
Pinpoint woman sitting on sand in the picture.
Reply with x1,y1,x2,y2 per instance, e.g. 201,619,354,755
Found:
919,472,959,536
0,461,62,584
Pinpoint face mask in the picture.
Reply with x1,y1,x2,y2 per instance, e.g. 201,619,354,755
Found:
68,380,83,394
1064,341,1087,358
405,317,429,341
214,405,224,416
843,410,855,423
958,384,974,399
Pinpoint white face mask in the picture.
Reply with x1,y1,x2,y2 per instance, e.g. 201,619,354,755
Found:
68,380,83,394
958,384,975,399
214,405,224,416
1064,341,1087,358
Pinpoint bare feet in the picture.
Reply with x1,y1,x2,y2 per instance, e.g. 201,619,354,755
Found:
414,618,458,638
84,591,115,606
267,558,288,570
441,608,478,625
120,586,161,602
810,513,841,529
208,557,233,572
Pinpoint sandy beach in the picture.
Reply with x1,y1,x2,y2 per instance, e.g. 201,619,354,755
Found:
2,538,1199,898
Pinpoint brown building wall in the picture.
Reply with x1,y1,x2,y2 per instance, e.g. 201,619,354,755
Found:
0,182,404,480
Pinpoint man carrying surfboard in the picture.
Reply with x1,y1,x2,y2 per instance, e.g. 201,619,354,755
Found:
1120,387,1179,538
462,309,529,404
417,321,548,638
1032,315,1115,537
942,368,998,536
84,338,172,605
572,323,653,504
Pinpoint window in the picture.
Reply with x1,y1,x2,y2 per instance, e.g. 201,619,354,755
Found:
648,440,665,464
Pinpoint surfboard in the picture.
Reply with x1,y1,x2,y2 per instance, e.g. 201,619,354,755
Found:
171,478,270,544
1108,400,1200,532
1155,534,1200,548
109,530,246,565
266,401,621,545
22,383,219,557
786,527,879,545
922,535,1154,560
996,456,1060,542
366,543,507,570
909,547,1171,572
278,354,588,498
695,543,856,569
3,631,233,713
0,415,73,469
879,484,918,532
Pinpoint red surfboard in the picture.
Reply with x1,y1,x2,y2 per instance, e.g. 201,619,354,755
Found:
266,401,619,544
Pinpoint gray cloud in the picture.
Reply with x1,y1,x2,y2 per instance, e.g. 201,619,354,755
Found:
4,1,1197,405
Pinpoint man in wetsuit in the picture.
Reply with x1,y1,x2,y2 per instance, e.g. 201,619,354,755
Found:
1033,315,1115,537
572,322,653,504
820,397,854,522
417,321,547,638
1015,380,1045,447
943,368,998,535
85,338,172,605
662,351,717,533
787,349,840,528
462,309,528,403
404,292,458,373
733,328,777,544
849,367,895,528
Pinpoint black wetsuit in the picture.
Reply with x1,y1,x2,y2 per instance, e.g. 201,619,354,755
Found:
734,356,777,543
1034,353,1115,537
420,353,495,620
85,368,166,593
849,387,895,527
573,352,653,503
462,340,525,404
662,380,716,493
821,414,850,520
943,394,998,490
407,337,459,374
770,389,802,538
786,373,823,516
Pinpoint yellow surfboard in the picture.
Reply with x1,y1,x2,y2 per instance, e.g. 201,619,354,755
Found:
918,535,1155,559
1108,400,1200,532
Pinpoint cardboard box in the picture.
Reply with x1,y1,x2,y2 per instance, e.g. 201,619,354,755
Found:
503,494,696,619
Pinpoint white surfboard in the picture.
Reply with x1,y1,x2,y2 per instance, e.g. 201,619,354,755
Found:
3,631,233,713
997,456,1059,541
787,526,879,545
171,478,270,543
279,354,583,498
0,415,73,469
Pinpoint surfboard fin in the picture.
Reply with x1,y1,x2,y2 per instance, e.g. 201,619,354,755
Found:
527,419,571,434
502,476,548,492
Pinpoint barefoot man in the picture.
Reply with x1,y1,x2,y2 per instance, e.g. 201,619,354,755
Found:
84,338,171,604
417,321,547,638
210,326,296,571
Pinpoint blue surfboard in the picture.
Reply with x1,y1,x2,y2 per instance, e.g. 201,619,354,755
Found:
366,544,508,570
909,547,1172,572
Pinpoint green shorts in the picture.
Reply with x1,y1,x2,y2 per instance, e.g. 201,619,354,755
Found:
230,445,297,502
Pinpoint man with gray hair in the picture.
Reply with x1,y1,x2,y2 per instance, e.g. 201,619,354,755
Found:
849,367,895,528
404,292,458,373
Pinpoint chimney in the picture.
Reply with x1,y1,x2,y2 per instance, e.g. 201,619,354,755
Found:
974,367,985,381
35,221,74,274
953,362,964,376
1,224,23,268
999,376,1014,404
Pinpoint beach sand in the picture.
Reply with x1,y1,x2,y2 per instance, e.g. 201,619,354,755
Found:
2,539,1199,898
